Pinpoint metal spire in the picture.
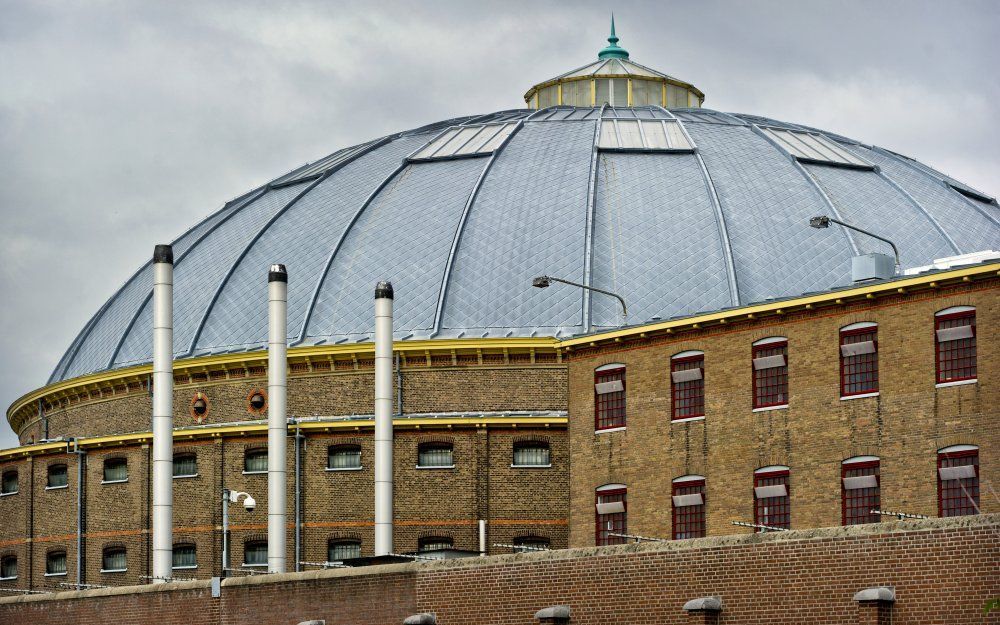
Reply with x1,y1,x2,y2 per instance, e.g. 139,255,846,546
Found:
598,14,629,60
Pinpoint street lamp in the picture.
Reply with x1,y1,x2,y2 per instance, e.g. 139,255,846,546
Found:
532,276,628,319
809,215,901,273
222,489,257,576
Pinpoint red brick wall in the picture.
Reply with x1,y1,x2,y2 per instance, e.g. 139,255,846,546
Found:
1,515,995,625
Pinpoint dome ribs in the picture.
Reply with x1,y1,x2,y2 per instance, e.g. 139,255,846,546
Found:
580,104,608,332
875,169,961,256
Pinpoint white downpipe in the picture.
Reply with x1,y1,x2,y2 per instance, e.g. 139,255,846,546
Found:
267,264,288,573
151,244,174,584
479,519,487,556
374,281,394,556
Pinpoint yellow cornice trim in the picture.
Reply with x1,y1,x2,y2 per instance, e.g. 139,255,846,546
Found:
523,75,701,102
561,263,1000,348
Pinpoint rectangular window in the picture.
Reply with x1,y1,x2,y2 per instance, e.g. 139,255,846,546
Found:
328,541,362,561
936,310,976,383
594,367,626,431
328,446,362,470
47,465,68,489
671,355,705,420
1,471,17,495
842,460,880,525
513,443,550,467
46,552,67,576
597,119,694,152
938,449,979,517
672,478,706,539
419,537,454,552
103,459,128,483
244,542,267,566
244,450,267,473
102,549,127,572
752,341,788,409
417,444,454,468
759,127,873,169
173,455,198,478
410,122,518,161
172,545,197,569
595,488,627,546
754,469,790,530
0,556,16,580
841,326,878,396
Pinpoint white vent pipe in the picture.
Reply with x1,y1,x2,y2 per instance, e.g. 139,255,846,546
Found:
374,281,394,556
267,264,288,573
151,244,174,583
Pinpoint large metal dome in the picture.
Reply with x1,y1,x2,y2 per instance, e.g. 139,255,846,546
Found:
50,105,999,383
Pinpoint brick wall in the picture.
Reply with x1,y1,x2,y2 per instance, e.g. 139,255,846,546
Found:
0,515,995,625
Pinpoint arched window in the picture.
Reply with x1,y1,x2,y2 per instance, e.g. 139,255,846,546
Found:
101,546,127,573
938,445,979,517
1,470,17,495
244,449,267,474
417,443,454,468
840,323,878,397
595,364,626,431
512,536,550,552
935,307,976,385
45,550,67,576
102,458,128,483
671,351,705,421
672,475,706,539
328,540,361,562
754,466,790,531
0,555,16,580
752,338,788,409
327,445,362,470
172,543,197,569
46,464,68,489
842,456,880,525
243,541,267,567
173,453,198,478
512,441,550,467
595,484,627,546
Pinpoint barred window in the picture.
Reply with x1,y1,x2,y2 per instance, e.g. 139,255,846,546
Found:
938,445,979,517
754,467,790,531
840,323,878,396
102,547,127,572
172,544,197,569
752,339,788,409
512,536,550,552
513,442,550,467
935,308,976,384
842,457,880,525
0,556,16,580
595,484,627,546
418,536,453,552
45,550,66,576
103,458,128,483
244,449,267,473
47,464,67,488
594,364,626,431
173,454,198,478
244,541,267,566
1,470,17,495
328,445,362,470
671,352,705,420
328,540,361,561
672,476,706,539
417,443,454,468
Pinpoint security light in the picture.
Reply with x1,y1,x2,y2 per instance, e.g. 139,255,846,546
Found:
532,276,551,288
807,215,900,273
531,275,627,319
809,215,830,229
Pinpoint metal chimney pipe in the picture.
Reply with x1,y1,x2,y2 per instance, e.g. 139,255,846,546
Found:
267,264,288,573
374,281,394,556
151,244,174,584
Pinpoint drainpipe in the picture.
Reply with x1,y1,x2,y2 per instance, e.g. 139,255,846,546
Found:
395,353,402,415
294,419,303,573
151,244,174,584
268,264,288,573
69,439,86,585
374,281,394,556
479,519,487,557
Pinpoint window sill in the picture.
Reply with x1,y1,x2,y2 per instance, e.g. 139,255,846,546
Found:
44,572,67,577
415,465,456,470
840,392,879,401
172,565,198,570
101,479,128,485
511,464,552,469
242,471,267,475
100,569,127,574
45,485,68,491
671,416,705,424
936,378,977,388
325,467,364,472
0,491,18,497
173,474,199,480
242,564,267,568
752,404,788,413
0,576,16,581
595,426,626,434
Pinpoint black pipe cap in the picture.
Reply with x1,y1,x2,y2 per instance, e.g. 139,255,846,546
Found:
153,244,173,264
269,264,288,282
375,281,394,300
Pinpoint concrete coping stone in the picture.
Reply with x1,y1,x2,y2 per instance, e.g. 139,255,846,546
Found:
403,614,437,624
853,587,896,603
683,597,722,612
534,605,571,619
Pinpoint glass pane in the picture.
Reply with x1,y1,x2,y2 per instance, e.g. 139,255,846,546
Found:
245,543,267,565
665,122,691,150
103,549,126,571
599,121,619,148
455,125,500,155
562,79,591,107
173,455,198,477
513,445,550,466
0,557,16,579
419,538,453,552
611,79,627,107
418,445,453,467
328,446,362,469
640,121,669,149
479,122,517,152
173,545,197,568
616,120,644,148
48,466,67,488
47,552,66,574
104,459,127,482
328,541,361,561
595,79,610,106
413,128,460,159
245,451,267,472
632,80,660,106
538,85,558,109
1,471,16,494
436,126,485,157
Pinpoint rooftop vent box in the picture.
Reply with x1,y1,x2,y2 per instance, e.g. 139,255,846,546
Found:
851,253,895,283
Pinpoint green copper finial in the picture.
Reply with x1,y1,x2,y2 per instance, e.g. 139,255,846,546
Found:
598,14,629,60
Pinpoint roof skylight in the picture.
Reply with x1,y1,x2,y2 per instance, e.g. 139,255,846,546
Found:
410,122,518,161
598,119,694,152
761,127,873,169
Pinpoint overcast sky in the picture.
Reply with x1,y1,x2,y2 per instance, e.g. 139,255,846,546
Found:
1,0,997,448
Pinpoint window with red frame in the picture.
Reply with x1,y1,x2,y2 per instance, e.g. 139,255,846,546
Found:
594,366,626,431
935,309,976,383
752,340,788,409
671,353,705,420
842,458,880,525
672,477,706,539
754,468,790,530
595,486,627,545
840,325,878,396
938,447,979,517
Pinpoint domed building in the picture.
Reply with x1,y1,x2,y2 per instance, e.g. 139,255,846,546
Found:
1,24,997,592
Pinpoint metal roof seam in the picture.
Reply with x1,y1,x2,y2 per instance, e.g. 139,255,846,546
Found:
876,168,962,255
581,104,607,332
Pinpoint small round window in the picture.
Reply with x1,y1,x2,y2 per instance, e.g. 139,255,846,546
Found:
190,392,209,423
247,389,267,415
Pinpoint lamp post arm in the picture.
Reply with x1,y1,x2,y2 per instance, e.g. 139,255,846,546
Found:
544,276,628,318
826,217,901,271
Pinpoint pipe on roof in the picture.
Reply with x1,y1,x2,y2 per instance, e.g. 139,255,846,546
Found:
374,281,394,556
151,244,174,584
268,264,288,573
